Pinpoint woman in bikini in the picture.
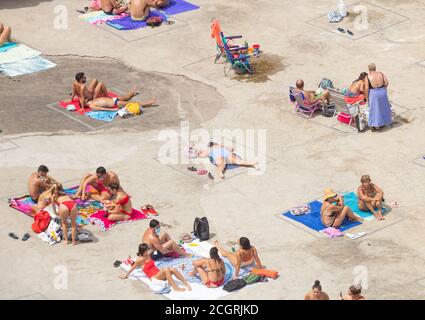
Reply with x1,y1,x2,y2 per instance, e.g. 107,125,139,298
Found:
103,183,132,221
357,174,385,220
321,189,363,228
120,243,192,292
190,247,226,288
304,280,330,300
214,237,263,279
345,72,368,103
197,142,258,179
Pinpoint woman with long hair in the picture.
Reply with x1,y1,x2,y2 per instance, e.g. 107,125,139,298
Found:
190,247,226,288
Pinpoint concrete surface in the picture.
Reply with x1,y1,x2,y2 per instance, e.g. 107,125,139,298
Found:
1,0,425,300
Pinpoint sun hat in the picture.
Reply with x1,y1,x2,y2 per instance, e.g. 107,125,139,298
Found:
323,188,337,201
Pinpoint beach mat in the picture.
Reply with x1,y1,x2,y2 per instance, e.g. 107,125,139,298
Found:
58,91,118,115
107,11,166,30
0,42,18,53
78,10,128,25
88,209,149,231
0,44,40,64
161,0,200,15
282,200,362,232
0,55,56,77
86,110,118,122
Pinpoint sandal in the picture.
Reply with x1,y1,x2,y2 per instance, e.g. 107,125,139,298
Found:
337,27,346,33
22,233,30,241
113,260,122,268
8,232,18,240
187,166,197,172
347,29,354,36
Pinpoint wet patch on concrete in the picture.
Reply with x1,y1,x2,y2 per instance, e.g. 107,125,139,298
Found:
0,56,226,135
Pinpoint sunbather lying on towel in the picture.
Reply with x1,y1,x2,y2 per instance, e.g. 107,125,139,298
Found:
120,243,192,292
321,189,363,228
304,280,329,300
87,87,156,111
102,183,133,221
345,72,368,103
341,284,366,300
128,0,169,21
28,165,62,204
295,79,330,105
197,142,258,179
0,22,12,47
215,237,263,279
101,0,128,15
74,166,119,201
357,174,385,220
189,247,226,288
71,72,109,108
142,219,190,260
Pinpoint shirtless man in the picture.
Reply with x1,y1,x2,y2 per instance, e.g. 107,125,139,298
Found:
101,0,128,15
73,167,119,201
71,73,109,108
0,22,12,47
27,165,61,203
129,0,169,21
357,174,385,220
87,87,156,111
321,189,363,228
142,219,189,261
295,79,330,105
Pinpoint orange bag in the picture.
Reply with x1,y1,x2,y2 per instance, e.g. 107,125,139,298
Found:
32,210,51,234
251,268,279,279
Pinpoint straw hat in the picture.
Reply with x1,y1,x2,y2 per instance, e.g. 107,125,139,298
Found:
323,188,337,201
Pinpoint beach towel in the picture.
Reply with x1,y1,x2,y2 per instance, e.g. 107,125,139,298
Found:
106,11,166,30
160,0,200,15
88,209,148,231
209,155,240,170
0,55,56,77
86,110,118,122
342,192,388,221
320,227,344,238
0,42,18,53
368,87,392,127
251,268,279,279
58,92,118,115
282,200,362,232
0,44,40,64
78,10,128,25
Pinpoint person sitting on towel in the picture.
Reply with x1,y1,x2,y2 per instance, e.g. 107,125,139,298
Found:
295,79,331,105
214,237,263,279
344,72,368,103
120,243,192,292
73,166,119,201
341,284,366,300
304,280,330,300
0,22,12,47
87,87,156,111
189,247,226,288
103,183,132,221
28,165,62,204
142,219,190,260
71,72,109,108
357,174,385,221
197,142,258,179
321,189,363,228
101,0,128,15
128,0,169,21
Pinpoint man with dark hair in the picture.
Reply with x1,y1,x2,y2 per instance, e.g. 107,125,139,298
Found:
142,219,189,260
295,79,331,105
73,167,120,201
71,72,109,108
27,165,61,203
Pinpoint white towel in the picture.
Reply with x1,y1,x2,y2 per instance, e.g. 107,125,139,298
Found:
0,44,41,64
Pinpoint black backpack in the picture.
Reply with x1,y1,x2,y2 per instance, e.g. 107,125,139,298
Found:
223,279,247,292
193,217,209,241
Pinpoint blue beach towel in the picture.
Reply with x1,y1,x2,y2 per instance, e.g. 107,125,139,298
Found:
0,42,18,53
0,55,55,77
161,0,200,15
342,192,388,220
282,200,362,232
86,110,118,122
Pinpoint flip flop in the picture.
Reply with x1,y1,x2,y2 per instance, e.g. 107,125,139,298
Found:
113,260,122,268
347,29,354,36
337,27,346,33
22,233,30,241
8,232,18,240
187,166,197,172
208,172,214,180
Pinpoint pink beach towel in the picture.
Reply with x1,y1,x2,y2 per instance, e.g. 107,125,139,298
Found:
88,209,148,231
58,91,118,115
320,227,344,238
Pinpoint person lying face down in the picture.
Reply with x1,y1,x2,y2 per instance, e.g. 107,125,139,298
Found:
189,247,226,288
196,142,258,179
120,243,192,292
142,219,190,260
357,174,385,220
304,280,329,300
101,0,128,15
214,237,263,279
28,165,62,204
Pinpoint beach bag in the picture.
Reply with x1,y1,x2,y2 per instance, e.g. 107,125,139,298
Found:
32,210,51,234
223,279,246,292
318,78,334,90
193,217,209,241
322,105,335,117
125,102,142,115
243,273,262,285
146,16,163,27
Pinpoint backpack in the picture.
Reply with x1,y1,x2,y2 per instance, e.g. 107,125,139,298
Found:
223,279,246,292
243,273,262,285
322,105,335,117
193,217,209,241
32,210,51,234
318,78,334,90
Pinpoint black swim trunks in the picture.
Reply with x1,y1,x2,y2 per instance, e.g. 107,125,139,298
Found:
150,251,164,261
103,9,114,15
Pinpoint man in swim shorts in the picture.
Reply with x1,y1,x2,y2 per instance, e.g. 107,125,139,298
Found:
87,87,156,111
101,0,128,15
74,166,120,201
295,79,331,105
71,72,109,108
27,165,62,203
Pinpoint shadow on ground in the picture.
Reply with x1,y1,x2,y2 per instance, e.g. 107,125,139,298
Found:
0,56,226,135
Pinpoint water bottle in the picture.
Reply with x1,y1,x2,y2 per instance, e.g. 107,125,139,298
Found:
338,0,347,17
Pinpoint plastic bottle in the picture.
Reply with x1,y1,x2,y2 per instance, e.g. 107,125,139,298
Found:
338,0,347,17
